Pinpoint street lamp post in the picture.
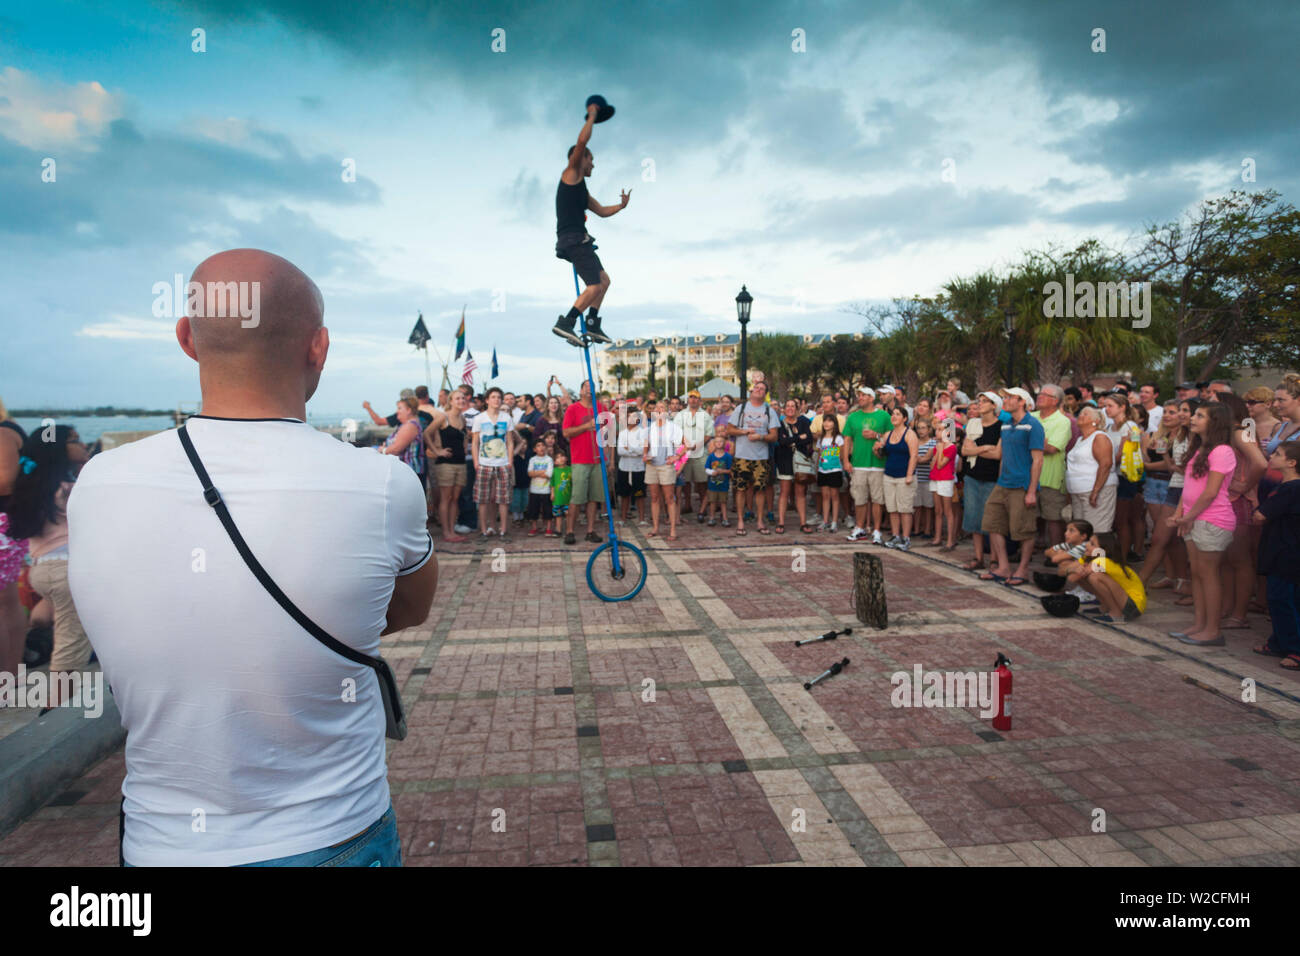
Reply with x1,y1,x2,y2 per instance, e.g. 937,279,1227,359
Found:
648,343,659,396
736,285,753,397
1003,305,1016,387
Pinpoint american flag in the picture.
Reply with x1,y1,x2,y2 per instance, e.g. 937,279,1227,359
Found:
461,349,477,385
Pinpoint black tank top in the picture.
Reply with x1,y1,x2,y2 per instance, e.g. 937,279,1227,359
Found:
556,177,588,238
439,418,466,465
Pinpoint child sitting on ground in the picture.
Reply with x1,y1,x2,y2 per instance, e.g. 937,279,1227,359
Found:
1066,530,1147,623
704,435,733,527
1046,519,1094,570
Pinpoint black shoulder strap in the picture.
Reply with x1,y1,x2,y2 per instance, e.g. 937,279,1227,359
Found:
176,426,381,675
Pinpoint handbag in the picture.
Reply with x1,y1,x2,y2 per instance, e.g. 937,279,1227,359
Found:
176,426,408,741
1119,425,1145,483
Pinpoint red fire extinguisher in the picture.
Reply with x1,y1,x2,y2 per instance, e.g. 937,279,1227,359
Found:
992,653,1012,732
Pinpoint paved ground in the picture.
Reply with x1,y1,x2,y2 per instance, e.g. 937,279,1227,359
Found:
4,506,1300,867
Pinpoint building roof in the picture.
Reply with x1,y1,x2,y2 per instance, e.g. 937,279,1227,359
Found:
695,377,740,398
603,332,858,352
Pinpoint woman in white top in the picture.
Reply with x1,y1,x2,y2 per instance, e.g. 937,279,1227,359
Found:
1066,406,1116,533
1102,393,1146,560
615,408,649,524
642,401,685,541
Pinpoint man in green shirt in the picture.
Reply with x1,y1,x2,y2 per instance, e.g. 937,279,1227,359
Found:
1030,384,1072,548
844,386,892,543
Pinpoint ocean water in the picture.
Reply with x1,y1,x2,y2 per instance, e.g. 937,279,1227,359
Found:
12,412,362,445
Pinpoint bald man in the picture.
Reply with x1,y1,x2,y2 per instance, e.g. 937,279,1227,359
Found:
69,249,437,867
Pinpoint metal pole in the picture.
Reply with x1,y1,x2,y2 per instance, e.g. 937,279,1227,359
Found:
739,321,749,397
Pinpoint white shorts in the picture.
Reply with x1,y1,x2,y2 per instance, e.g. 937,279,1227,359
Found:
930,479,954,498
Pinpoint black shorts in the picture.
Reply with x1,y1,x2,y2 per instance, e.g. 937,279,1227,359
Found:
556,234,604,286
525,492,553,521
816,472,844,489
616,469,646,499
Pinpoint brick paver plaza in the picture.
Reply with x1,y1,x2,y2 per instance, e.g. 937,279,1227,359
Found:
5,518,1300,867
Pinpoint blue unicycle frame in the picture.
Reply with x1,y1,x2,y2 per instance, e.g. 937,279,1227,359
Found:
572,266,647,602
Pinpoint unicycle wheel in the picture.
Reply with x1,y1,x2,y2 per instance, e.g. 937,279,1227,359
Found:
585,539,647,602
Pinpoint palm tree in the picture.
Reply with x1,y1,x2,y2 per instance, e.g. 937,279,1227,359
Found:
610,361,634,394
940,271,1004,391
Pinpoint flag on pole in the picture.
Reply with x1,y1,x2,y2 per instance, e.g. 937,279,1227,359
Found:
491,347,499,379
408,311,431,349
462,349,477,385
454,308,466,360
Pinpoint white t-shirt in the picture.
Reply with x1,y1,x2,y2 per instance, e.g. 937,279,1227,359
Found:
646,420,685,466
1144,404,1164,433
66,416,432,866
474,411,512,468
674,408,714,459
528,454,554,493
617,425,648,472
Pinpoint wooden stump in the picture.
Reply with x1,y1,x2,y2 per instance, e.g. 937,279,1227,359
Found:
853,552,888,629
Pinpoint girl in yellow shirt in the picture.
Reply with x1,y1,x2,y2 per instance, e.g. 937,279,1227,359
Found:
1066,531,1147,622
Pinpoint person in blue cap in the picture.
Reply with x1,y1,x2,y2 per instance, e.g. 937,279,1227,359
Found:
553,97,631,347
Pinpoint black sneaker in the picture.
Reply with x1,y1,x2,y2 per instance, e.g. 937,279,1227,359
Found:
584,316,612,345
585,531,602,543
564,532,576,545
553,315,584,347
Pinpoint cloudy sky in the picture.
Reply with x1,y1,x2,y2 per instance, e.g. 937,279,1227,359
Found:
2,0,1295,415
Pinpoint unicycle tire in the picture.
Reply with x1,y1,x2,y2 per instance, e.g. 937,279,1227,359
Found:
585,539,648,602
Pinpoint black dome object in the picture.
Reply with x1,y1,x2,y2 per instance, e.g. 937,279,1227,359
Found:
585,94,615,123
1033,570,1066,592
1041,594,1080,617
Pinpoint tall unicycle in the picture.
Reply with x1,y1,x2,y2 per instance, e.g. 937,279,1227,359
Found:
570,265,647,602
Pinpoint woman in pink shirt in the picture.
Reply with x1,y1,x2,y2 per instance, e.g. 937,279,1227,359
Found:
1168,403,1238,646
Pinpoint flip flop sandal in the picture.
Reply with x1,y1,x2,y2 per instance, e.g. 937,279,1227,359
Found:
736,529,748,536
1253,643,1284,657
1092,615,1117,623
979,572,1007,583
962,560,984,571
1220,617,1251,630
1149,578,1176,590
1004,577,1028,587
774,526,786,534
1175,596,1195,606
1282,654,1300,670
757,527,771,535
800,525,816,533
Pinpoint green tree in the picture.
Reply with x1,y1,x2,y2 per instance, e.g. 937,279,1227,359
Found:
1138,189,1294,382
939,271,1003,392
737,332,810,399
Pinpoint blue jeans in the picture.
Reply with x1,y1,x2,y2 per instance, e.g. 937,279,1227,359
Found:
962,478,995,534
123,804,401,867
1266,576,1300,658
457,462,478,529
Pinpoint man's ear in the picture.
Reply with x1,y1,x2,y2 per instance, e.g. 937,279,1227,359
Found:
176,316,199,362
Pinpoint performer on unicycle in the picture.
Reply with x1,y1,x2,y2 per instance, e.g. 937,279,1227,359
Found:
552,98,630,347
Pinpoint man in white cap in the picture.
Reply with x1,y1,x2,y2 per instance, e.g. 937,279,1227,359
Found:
844,386,891,542
978,387,1044,586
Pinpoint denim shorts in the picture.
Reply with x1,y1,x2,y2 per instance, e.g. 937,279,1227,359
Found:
1116,475,1145,501
1144,477,1170,507
123,803,402,867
